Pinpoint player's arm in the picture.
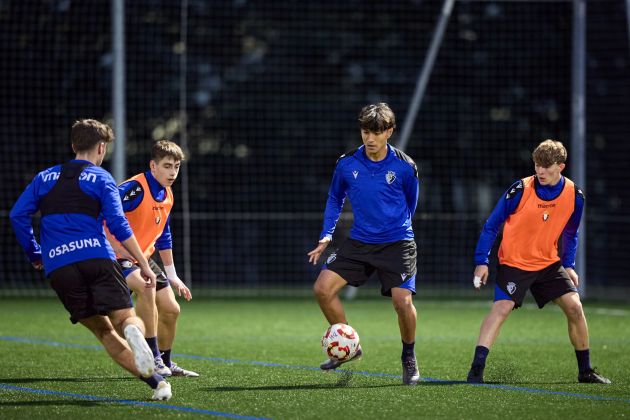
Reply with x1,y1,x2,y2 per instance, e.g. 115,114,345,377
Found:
103,180,143,260
99,174,156,286
308,161,347,264
155,216,191,300
403,163,419,217
561,188,585,287
9,177,43,270
472,180,523,288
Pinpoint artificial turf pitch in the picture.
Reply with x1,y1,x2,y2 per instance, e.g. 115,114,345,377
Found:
0,297,628,419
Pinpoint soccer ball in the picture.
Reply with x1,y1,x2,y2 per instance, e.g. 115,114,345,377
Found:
321,323,360,362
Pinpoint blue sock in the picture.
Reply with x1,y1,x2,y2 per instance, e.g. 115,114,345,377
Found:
146,336,160,358
472,346,489,367
402,341,415,358
139,373,164,389
575,349,591,373
160,349,172,367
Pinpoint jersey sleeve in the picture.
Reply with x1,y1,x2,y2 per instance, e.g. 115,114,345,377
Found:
9,176,43,262
403,163,419,217
561,187,585,268
99,173,134,242
118,180,144,212
319,161,348,241
155,214,173,250
474,180,524,265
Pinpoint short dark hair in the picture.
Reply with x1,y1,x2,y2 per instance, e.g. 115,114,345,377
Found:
71,119,114,152
152,140,185,162
358,103,396,132
532,139,567,167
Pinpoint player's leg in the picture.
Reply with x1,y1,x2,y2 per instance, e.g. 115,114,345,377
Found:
156,285,199,377
554,292,611,384
391,286,420,385
467,263,533,383
532,263,610,384
122,263,167,374
313,269,349,325
315,240,371,370
375,240,419,384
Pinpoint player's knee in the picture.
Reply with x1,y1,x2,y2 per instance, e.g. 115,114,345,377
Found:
392,296,414,315
565,301,584,321
160,301,180,319
313,281,333,300
493,300,514,318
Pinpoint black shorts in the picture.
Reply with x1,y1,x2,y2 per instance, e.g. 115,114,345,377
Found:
496,261,577,309
118,258,170,291
324,238,417,297
48,258,133,324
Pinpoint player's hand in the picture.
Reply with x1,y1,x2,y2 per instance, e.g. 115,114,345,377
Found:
169,276,192,301
31,260,43,271
565,267,579,287
139,264,157,288
307,240,330,265
473,265,489,290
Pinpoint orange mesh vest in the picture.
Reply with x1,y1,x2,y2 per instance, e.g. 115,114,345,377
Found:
122,173,173,259
498,176,575,271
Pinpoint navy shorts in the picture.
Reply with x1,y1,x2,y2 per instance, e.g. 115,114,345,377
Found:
118,258,170,291
48,258,133,324
323,239,417,297
495,261,577,309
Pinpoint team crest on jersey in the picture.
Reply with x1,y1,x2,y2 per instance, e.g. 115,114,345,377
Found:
543,211,549,222
155,216,161,224
352,170,359,179
386,171,396,184
326,252,337,264
506,282,517,295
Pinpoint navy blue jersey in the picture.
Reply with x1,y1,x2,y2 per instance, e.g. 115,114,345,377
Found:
320,144,419,244
474,175,584,268
118,171,172,250
10,159,134,275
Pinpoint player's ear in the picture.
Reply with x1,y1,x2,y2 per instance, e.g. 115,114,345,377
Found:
149,160,156,171
558,163,566,172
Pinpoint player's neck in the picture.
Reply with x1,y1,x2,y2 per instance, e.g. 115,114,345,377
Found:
74,152,100,166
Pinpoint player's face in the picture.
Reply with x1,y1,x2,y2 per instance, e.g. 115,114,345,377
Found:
150,156,181,187
535,162,565,186
361,128,392,161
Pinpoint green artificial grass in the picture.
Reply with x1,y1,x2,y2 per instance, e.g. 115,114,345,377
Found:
0,298,628,419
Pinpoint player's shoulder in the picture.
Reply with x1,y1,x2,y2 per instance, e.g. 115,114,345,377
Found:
36,164,62,182
505,179,525,200
119,179,145,202
335,147,360,167
564,177,585,200
390,146,418,178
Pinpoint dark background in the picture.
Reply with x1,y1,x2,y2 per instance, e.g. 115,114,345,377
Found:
0,1,627,297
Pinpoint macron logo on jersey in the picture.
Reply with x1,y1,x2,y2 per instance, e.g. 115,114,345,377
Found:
48,238,102,259
42,171,97,183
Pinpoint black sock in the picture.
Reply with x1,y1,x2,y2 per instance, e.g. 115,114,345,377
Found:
160,349,172,367
472,345,489,368
575,349,591,373
146,336,160,358
139,373,164,389
402,341,415,358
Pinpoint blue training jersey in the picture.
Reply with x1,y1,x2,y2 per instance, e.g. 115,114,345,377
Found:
320,144,419,244
118,170,172,250
474,175,585,268
10,159,134,275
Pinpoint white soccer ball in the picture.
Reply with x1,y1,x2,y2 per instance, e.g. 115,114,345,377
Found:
321,323,360,362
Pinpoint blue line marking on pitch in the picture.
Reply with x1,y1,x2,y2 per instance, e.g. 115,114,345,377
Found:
2,335,629,405
0,383,269,419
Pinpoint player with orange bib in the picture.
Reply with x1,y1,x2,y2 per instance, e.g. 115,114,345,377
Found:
467,140,610,384
106,140,198,378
